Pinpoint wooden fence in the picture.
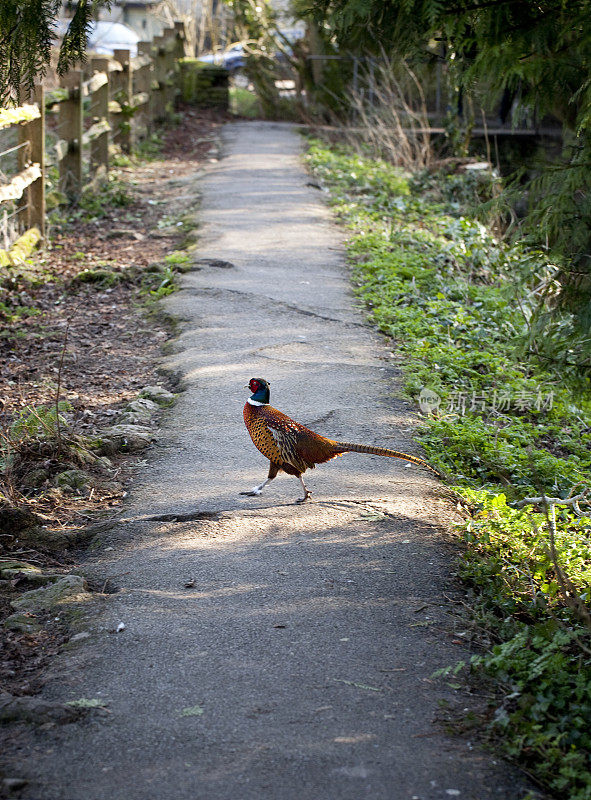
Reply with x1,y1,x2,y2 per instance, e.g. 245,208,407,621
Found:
0,21,187,263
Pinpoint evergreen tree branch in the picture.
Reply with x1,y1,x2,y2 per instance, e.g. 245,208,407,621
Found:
0,0,111,102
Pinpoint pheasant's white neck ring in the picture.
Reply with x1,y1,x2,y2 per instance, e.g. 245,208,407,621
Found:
247,398,267,406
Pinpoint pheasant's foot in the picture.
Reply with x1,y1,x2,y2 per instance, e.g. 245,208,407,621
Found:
240,476,272,497
296,475,312,503
296,492,312,504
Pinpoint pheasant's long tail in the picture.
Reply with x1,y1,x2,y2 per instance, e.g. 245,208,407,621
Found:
333,441,442,477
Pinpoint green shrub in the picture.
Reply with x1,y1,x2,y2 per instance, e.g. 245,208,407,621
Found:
306,137,591,798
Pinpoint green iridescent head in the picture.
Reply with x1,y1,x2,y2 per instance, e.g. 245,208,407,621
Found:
247,378,270,404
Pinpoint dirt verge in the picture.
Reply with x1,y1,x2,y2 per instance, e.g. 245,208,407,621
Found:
0,106,228,704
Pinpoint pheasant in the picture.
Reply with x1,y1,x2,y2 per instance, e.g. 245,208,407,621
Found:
241,378,441,502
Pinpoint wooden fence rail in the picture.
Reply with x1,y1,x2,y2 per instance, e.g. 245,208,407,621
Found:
0,21,188,262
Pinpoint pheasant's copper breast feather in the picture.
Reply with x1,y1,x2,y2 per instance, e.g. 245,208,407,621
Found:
243,397,441,480
243,403,340,475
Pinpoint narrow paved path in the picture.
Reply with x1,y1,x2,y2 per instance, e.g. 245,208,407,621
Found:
13,123,525,799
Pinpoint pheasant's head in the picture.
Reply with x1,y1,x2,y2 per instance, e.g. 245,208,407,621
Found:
247,378,270,404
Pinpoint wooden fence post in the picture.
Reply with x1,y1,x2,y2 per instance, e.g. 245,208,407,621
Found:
153,35,166,122
17,120,31,231
59,70,83,200
174,21,189,59
90,57,110,176
137,42,155,134
162,28,176,113
29,85,45,237
108,59,124,149
2,23,192,249
113,49,133,152
172,22,187,110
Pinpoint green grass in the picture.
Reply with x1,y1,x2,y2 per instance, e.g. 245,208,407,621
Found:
75,174,134,221
305,138,591,800
230,86,260,118
142,264,178,299
134,133,164,162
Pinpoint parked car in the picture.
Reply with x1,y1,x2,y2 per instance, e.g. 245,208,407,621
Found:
54,20,140,57
197,44,245,72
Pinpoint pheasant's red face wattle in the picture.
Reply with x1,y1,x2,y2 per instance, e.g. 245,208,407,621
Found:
249,379,260,392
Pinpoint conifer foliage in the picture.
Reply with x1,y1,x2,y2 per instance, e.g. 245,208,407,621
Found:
0,0,110,104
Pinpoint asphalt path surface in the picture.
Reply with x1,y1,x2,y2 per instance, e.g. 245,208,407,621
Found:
8,122,528,800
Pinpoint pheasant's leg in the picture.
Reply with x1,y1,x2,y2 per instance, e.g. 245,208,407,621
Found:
239,478,269,497
240,462,279,497
295,474,312,503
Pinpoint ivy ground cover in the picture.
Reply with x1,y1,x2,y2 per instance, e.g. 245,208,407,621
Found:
305,139,591,800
